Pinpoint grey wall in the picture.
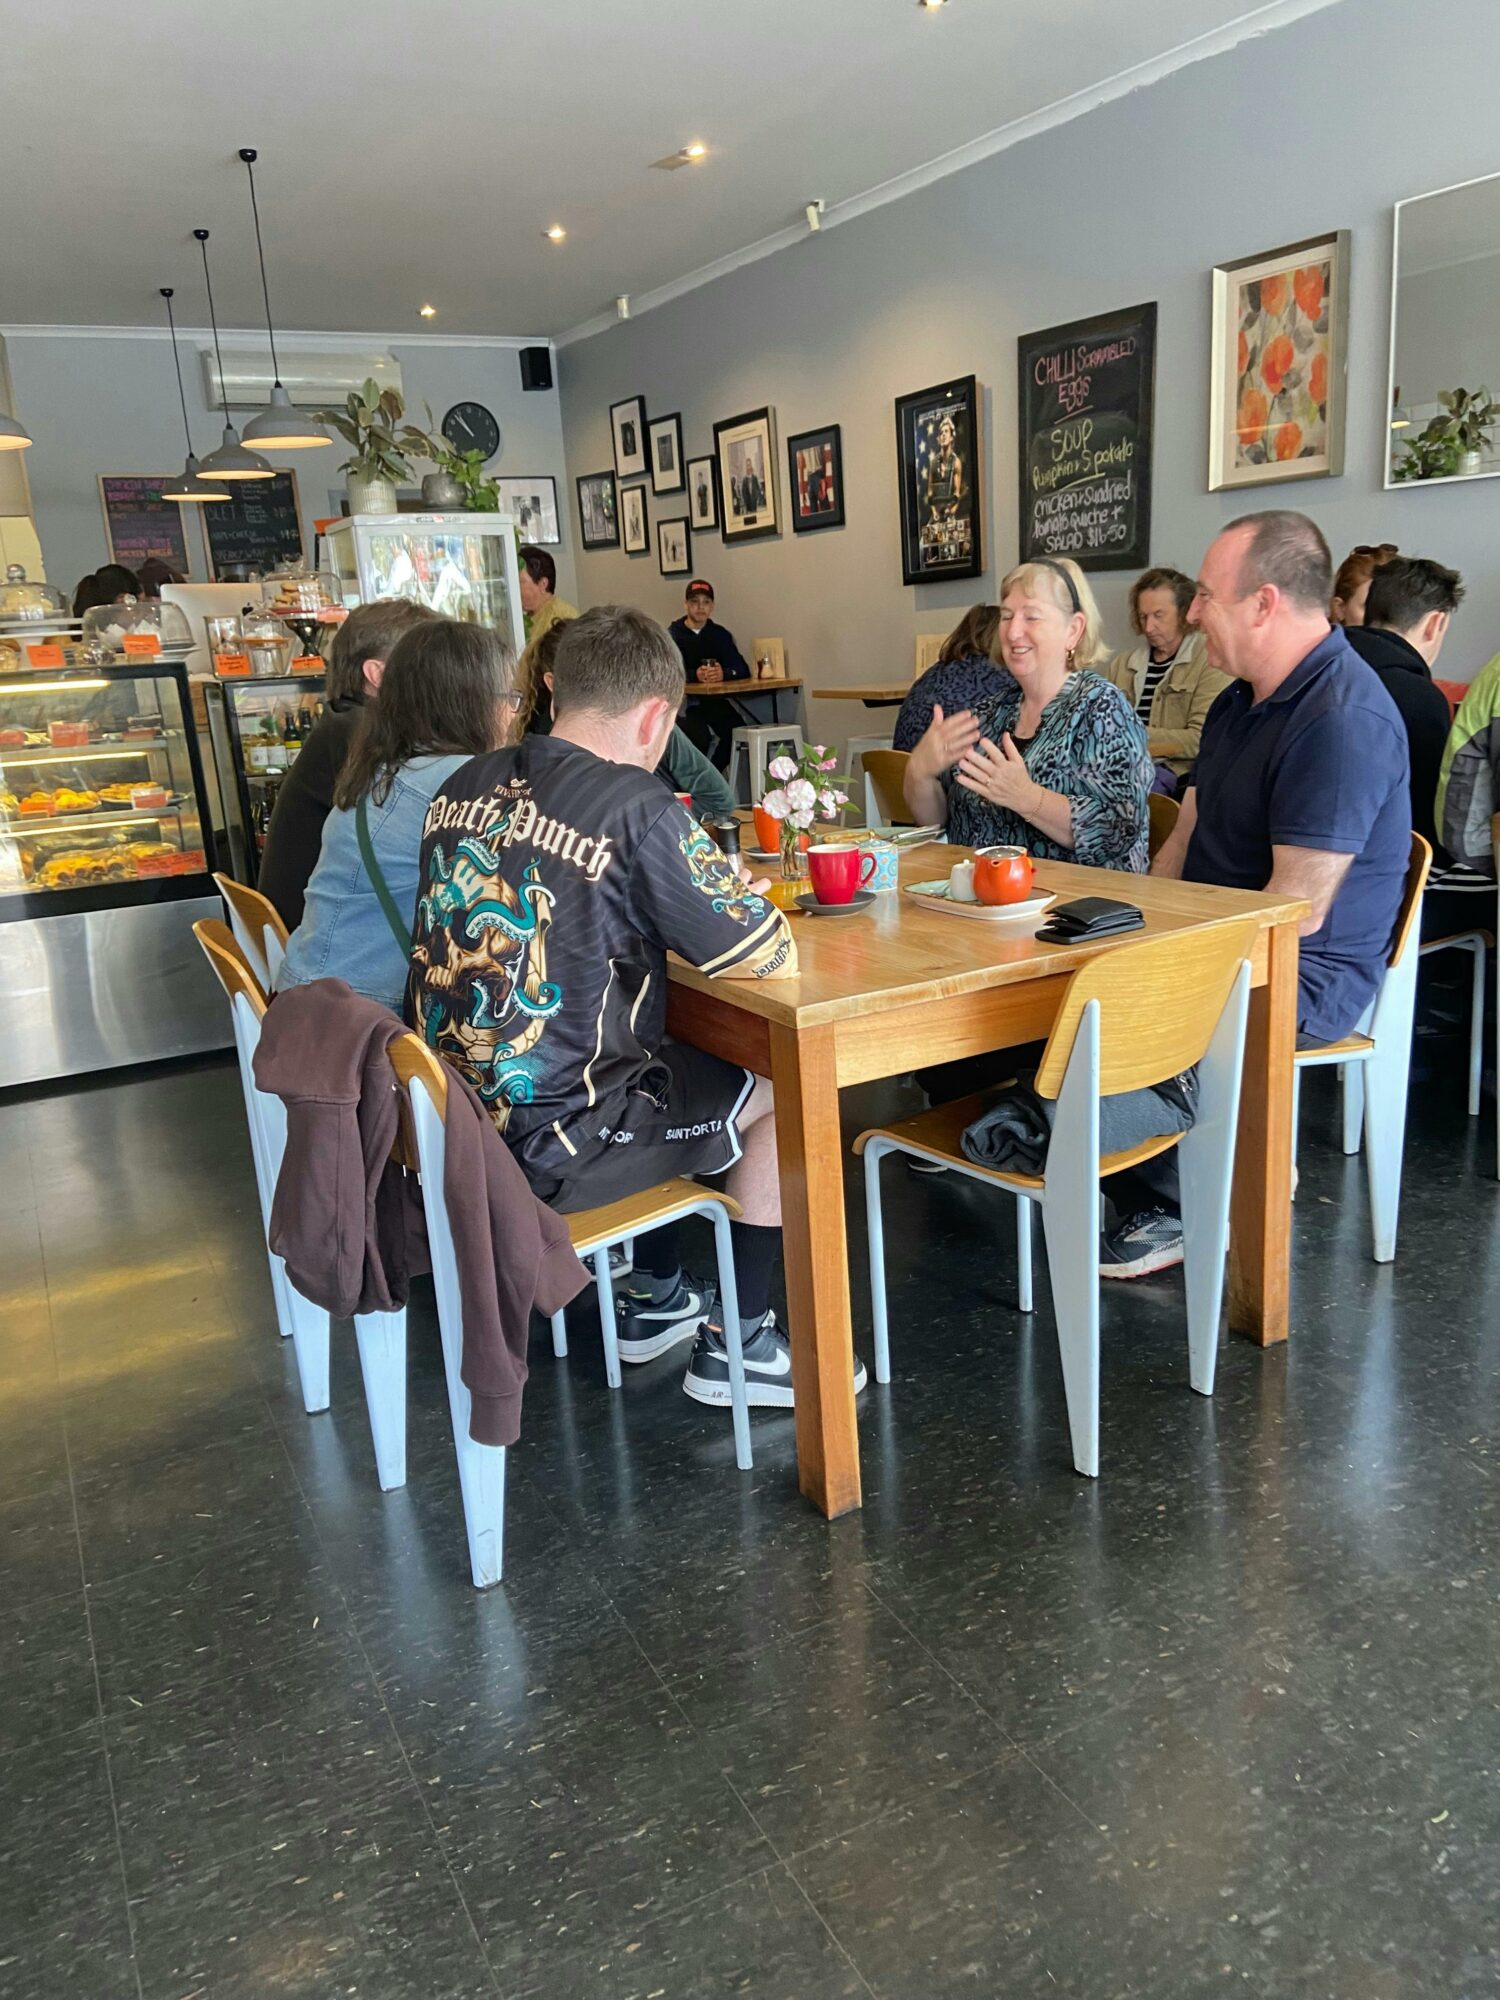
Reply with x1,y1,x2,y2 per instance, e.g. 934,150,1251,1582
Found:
7,335,574,604
559,0,1500,763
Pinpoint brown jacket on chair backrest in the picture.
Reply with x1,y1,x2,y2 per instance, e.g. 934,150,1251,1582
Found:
253,979,587,1447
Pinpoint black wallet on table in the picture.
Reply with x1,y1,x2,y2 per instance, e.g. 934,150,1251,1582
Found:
1034,896,1145,944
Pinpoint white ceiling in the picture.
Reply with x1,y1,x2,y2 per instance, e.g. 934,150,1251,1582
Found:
4,0,1340,342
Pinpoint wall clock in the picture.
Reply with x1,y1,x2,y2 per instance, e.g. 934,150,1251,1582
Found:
441,401,501,462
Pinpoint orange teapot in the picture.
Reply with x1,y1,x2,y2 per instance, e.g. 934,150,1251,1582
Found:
973,844,1034,905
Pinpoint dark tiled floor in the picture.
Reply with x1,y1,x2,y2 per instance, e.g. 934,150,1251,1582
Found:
0,1036,1496,2000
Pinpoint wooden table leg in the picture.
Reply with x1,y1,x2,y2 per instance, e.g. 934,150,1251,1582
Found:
768,1020,862,1517
1228,916,1298,1346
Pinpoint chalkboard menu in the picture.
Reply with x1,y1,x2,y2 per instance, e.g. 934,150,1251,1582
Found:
97,476,193,576
204,469,305,580
1017,302,1157,573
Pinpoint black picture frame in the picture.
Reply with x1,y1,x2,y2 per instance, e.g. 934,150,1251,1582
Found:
787,424,845,534
610,395,648,481
621,482,650,554
648,412,685,494
713,406,779,541
894,374,982,587
686,454,719,531
657,515,691,577
576,470,619,550
1017,302,1157,571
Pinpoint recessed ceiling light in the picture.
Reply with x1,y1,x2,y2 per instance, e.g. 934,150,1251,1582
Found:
650,144,709,171
419,303,436,318
917,0,948,10
545,225,567,242
684,142,707,159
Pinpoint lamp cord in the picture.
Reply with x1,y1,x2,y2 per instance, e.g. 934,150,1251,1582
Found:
161,290,194,453
197,230,233,417
242,155,282,384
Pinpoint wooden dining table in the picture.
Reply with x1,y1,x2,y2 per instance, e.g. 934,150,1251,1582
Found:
665,840,1307,1520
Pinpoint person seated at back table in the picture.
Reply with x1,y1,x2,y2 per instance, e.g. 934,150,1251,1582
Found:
407,604,863,1411
517,545,578,648
672,579,751,770
1344,556,1462,859
259,598,437,930
893,603,1005,753
1118,510,1410,1279
902,555,1152,870
276,618,514,1013
1099,566,1230,794
1434,622,1500,937
1330,541,1399,628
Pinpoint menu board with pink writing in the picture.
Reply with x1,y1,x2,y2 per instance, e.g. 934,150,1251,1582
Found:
97,477,193,576
1017,303,1157,573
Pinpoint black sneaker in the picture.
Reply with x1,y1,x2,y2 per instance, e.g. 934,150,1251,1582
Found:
683,1312,868,1409
1098,1208,1184,1280
616,1276,715,1363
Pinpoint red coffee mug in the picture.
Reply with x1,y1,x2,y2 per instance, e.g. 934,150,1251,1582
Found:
807,842,876,905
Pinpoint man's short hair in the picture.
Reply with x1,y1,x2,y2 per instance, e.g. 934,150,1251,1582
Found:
519,546,556,594
552,605,685,719
1365,555,1465,632
1223,509,1332,612
326,598,438,705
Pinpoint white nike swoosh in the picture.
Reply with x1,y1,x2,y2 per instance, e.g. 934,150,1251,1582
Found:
744,1348,792,1378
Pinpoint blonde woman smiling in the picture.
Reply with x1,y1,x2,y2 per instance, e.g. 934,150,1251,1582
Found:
903,556,1153,872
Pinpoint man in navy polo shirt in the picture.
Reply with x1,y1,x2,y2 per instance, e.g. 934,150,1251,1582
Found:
1103,509,1410,1278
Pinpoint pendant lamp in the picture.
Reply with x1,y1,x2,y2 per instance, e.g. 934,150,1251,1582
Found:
158,288,230,503
0,410,31,452
237,149,329,450
195,228,275,481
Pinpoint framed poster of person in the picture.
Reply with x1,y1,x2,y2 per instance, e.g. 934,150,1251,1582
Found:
610,395,648,481
621,483,649,554
97,477,193,577
787,424,844,533
658,516,691,578
1017,303,1157,572
895,376,982,586
495,476,560,545
687,455,719,532
576,470,620,550
204,469,304,581
713,407,778,542
1208,230,1350,490
648,412,684,494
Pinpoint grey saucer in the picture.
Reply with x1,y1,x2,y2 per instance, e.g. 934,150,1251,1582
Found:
796,890,876,917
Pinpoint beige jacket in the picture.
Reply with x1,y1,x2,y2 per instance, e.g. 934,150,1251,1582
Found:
1099,633,1230,776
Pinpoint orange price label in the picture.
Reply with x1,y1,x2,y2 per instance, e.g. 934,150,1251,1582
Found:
290,655,324,672
122,633,162,657
26,643,65,668
213,651,252,678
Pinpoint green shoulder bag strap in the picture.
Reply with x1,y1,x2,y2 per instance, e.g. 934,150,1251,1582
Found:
355,794,413,955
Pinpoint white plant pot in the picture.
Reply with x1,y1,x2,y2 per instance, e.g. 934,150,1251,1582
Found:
347,471,397,515
1460,449,1482,477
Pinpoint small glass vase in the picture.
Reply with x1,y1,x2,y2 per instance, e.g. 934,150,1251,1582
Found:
780,826,808,881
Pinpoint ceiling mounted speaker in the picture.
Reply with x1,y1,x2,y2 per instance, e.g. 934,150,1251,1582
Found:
519,347,553,392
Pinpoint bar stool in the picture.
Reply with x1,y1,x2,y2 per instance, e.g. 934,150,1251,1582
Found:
728,723,804,807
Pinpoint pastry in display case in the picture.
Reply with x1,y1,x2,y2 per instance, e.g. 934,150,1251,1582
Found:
324,513,524,654
203,672,327,884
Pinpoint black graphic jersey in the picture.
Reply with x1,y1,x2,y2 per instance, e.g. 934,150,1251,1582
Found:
405,734,794,1184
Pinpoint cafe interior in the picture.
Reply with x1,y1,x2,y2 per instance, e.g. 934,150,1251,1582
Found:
3,1,1498,1993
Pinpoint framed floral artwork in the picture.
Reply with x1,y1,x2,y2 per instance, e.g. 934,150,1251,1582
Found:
1209,231,1350,490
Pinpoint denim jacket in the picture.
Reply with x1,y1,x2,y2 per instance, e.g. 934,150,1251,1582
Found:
276,752,472,1013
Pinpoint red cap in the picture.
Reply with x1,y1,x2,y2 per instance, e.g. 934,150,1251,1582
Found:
685,579,714,601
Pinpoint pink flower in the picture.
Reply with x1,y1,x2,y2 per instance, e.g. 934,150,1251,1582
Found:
812,744,827,758
786,778,816,813
760,787,790,820
767,755,797,782
819,757,838,771
817,787,842,815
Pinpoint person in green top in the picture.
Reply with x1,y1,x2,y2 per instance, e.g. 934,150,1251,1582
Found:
517,546,578,643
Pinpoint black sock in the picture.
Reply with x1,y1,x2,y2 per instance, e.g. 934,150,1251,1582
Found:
729,1220,779,1327
635,1224,682,1304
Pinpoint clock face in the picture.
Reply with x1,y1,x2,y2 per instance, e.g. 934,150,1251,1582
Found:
441,401,501,462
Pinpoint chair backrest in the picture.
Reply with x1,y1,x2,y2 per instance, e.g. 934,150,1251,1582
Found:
214,872,290,991
862,748,913,826
1387,832,1432,971
750,636,786,679
1147,792,1180,862
390,1030,450,1112
915,634,947,678
193,916,268,1019
1033,918,1261,1100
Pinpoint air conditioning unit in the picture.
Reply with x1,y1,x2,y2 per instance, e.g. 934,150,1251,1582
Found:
199,344,403,411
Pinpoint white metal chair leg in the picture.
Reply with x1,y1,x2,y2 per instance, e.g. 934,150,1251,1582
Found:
1340,1062,1365,1156
1469,937,1486,1119
254,1077,332,1410
705,1202,751,1470
1177,963,1250,1397
863,1141,892,1384
593,1248,622,1388
1039,1003,1101,1478
549,1310,568,1357
353,1309,408,1490
1014,1194,1034,1314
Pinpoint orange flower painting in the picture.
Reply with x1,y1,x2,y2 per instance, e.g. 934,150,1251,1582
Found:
1230,251,1333,473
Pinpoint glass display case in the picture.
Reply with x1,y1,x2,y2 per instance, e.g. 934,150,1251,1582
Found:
204,673,327,883
0,660,225,1087
324,513,524,655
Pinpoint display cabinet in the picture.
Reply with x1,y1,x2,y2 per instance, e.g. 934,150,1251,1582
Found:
324,512,524,654
203,673,327,884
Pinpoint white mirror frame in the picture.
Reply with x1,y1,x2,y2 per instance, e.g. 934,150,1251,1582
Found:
1385,169,1500,492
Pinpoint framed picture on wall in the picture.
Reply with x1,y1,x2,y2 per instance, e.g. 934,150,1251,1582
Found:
1208,230,1350,490
658,516,691,577
621,483,649,554
687,456,719,531
787,424,845,533
610,395,648,481
648,412,685,494
576,470,619,550
495,476,560,545
714,407,778,541
894,375,982,586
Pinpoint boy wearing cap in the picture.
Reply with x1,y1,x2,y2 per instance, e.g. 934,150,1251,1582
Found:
671,580,751,768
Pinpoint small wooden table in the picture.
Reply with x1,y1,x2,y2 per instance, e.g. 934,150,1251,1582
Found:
666,843,1305,1520
816,683,908,707
685,676,803,727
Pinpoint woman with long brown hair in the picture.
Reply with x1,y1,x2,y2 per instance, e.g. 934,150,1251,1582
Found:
1331,541,1399,626
275,618,516,1012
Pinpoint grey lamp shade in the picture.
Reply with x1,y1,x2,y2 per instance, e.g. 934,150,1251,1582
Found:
0,409,33,450
201,422,275,481
162,454,230,503
241,383,330,449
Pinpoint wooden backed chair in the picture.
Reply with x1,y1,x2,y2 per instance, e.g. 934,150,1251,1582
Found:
1147,792,1180,862
861,749,914,827
1294,832,1431,1261
915,634,947,678
214,872,290,991
855,918,1259,1477
750,636,786,680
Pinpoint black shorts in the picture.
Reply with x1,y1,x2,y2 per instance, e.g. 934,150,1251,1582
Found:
538,1039,756,1215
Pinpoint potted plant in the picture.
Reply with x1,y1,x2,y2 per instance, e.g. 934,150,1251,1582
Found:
754,745,850,880
313,378,419,515
1398,386,1498,480
1395,422,1465,483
